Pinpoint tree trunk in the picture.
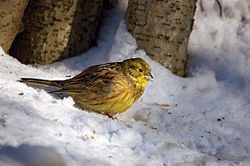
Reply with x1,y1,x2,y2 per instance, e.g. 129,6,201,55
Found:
10,0,104,64
125,0,197,76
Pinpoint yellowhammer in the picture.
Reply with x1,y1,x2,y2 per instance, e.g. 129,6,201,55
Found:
20,58,153,117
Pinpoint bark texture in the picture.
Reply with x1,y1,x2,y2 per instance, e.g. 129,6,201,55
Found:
10,0,104,64
125,0,197,76
0,0,29,53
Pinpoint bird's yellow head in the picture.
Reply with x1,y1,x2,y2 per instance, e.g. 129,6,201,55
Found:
121,58,153,84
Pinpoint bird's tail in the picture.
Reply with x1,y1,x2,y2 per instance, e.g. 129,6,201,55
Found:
19,78,64,89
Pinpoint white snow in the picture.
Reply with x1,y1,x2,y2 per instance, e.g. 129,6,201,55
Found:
0,0,249,165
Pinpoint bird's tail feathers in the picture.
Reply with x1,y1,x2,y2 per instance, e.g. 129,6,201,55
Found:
19,78,64,89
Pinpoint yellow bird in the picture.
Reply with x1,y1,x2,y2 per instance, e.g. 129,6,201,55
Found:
20,58,153,117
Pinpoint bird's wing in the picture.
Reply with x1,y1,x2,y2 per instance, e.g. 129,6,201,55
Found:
56,62,126,97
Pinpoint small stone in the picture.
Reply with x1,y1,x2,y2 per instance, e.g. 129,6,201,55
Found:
2,114,8,119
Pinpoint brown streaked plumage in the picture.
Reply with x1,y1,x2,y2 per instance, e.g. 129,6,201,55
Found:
19,58,153,117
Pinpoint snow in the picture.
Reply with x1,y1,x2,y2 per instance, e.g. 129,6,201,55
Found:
0,0,249,165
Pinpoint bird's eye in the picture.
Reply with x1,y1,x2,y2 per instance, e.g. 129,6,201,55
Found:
139,69,143,72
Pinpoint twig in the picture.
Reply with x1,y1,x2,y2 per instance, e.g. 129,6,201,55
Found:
215,0,222,17
200,0,204,12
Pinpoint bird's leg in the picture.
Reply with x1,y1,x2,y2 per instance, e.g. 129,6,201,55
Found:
103,112,115,119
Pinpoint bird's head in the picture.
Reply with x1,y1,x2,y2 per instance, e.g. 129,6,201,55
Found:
121,58,153,83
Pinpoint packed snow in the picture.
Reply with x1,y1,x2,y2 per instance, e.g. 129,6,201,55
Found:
0,0,249,165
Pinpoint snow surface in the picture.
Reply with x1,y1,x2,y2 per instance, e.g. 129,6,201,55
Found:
0,0,250,165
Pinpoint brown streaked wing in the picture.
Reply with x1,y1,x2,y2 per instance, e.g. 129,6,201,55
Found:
60,62,124,97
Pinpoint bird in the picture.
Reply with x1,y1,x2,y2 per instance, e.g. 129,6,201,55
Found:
19,58,153,118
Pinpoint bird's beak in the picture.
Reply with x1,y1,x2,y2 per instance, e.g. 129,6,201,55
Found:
145,72,153,81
